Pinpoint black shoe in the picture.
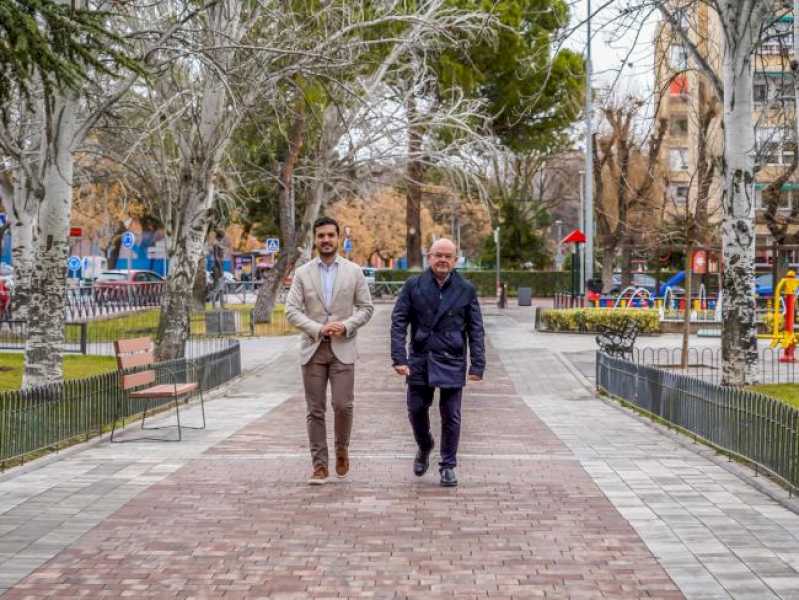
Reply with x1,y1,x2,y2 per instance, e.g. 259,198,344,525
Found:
413,440,434,477
439,467,458,487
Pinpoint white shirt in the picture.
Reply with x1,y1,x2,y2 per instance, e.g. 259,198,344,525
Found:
317,256,340,311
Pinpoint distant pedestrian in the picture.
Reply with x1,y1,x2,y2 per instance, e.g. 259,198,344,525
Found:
286,216,374,485
390,238,485,487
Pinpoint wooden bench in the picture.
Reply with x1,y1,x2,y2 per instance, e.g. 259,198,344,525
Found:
110,337,205,442
595,319,640,358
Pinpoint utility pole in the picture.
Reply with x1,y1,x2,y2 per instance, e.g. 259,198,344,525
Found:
584,0,594,288
495,226,501,290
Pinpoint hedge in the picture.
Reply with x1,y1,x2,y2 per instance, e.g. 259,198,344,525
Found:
538,308,661,334
375,269,571,296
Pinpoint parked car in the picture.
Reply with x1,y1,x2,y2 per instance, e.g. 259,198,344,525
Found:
0,263,14,295
94,269,164,304
205,271,236,286
362,267,377,288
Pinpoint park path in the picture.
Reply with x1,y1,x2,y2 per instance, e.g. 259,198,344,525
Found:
2,304,799,598
0,306,681,599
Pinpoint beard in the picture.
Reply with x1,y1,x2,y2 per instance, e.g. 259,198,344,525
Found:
317,244,337,257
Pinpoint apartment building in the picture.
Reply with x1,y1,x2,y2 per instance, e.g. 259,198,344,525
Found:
654,5,798,265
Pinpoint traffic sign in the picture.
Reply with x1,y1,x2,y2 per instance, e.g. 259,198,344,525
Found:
0,214,6,227
67,256,81,273
343,238,353,253
69,226,82,237
121,231,135,249
266,238,280,254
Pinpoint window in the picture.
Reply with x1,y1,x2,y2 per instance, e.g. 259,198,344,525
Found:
753,74,795,105
669,45,689,70
755,187,795,210
754,81,769,103
756,127,796,165
669,184,689,205
669,148,689,170
670,117,689,136
762,20,794,55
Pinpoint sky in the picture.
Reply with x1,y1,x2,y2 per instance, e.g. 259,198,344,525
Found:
568,0,659,100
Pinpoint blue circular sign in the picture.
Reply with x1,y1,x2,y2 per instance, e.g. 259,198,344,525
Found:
121,231,135,249
67,256,82,272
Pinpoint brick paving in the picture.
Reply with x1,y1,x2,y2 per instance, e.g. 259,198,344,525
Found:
1,306,682,599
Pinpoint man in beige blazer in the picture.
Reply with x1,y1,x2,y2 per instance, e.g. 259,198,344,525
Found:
285,216,374,484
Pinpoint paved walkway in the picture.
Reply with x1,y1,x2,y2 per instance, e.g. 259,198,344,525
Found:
0,305,799,598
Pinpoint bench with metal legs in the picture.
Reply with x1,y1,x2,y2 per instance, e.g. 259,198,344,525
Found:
111,337,205,442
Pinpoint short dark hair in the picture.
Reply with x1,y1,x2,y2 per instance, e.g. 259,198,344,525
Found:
313,216,340,236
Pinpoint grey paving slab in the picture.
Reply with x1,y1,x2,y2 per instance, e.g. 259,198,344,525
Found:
0,339,299,593
486,308,799,599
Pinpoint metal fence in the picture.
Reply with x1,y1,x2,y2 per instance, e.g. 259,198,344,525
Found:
0,338,241,468
0,307,293,355
554,293,586,308
597,351,799,492
64,283,164,321
631,346,799,385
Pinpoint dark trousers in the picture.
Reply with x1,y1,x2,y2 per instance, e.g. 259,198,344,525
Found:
407,385,463,469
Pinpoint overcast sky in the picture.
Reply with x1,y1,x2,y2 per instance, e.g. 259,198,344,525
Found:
568,0,658,98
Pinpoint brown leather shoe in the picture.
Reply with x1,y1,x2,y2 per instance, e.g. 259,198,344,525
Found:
335,449,349,478
308,465,328,485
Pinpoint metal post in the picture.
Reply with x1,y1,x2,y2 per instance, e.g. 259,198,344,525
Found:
584,0,594,285
494,226,501,296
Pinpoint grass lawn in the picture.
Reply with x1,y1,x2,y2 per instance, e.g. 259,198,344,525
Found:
70,304,294,342
0,354,117,390
748,384,799,410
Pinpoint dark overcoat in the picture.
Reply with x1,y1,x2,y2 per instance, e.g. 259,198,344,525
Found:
390,269,485,388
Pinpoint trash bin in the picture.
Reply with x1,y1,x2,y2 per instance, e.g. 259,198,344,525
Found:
517,287,532,307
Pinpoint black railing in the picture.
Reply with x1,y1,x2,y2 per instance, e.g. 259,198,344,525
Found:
553,293,586,308
597,351,799,492
0,338,241,468
64,283,164,321
631,346,799,386
0,307,292,355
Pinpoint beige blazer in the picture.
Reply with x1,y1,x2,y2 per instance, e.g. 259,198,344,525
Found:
285,256,374,365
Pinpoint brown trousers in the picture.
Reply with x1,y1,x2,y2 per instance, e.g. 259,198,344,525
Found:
301,341,355,468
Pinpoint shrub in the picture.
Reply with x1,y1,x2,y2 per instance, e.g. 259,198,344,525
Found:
539,308,661,334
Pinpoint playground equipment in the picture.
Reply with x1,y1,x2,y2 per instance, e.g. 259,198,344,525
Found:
770,270,799,363
613,286,651,309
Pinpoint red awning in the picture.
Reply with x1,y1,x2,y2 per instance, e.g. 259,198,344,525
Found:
561,229,586,244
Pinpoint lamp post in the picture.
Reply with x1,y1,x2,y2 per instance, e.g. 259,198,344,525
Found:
583,0,594,289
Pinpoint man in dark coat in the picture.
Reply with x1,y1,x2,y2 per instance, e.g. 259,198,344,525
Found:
390,238,485,487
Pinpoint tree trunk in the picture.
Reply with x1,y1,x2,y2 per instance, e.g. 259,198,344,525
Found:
192,255,206,311
253,107,306,322
23,90,78,387
157,225,206,360
600,241,616,293
719,36,758,386
405,92,424,269
10,174,38,323
106,223,125,269
620,235,633,288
